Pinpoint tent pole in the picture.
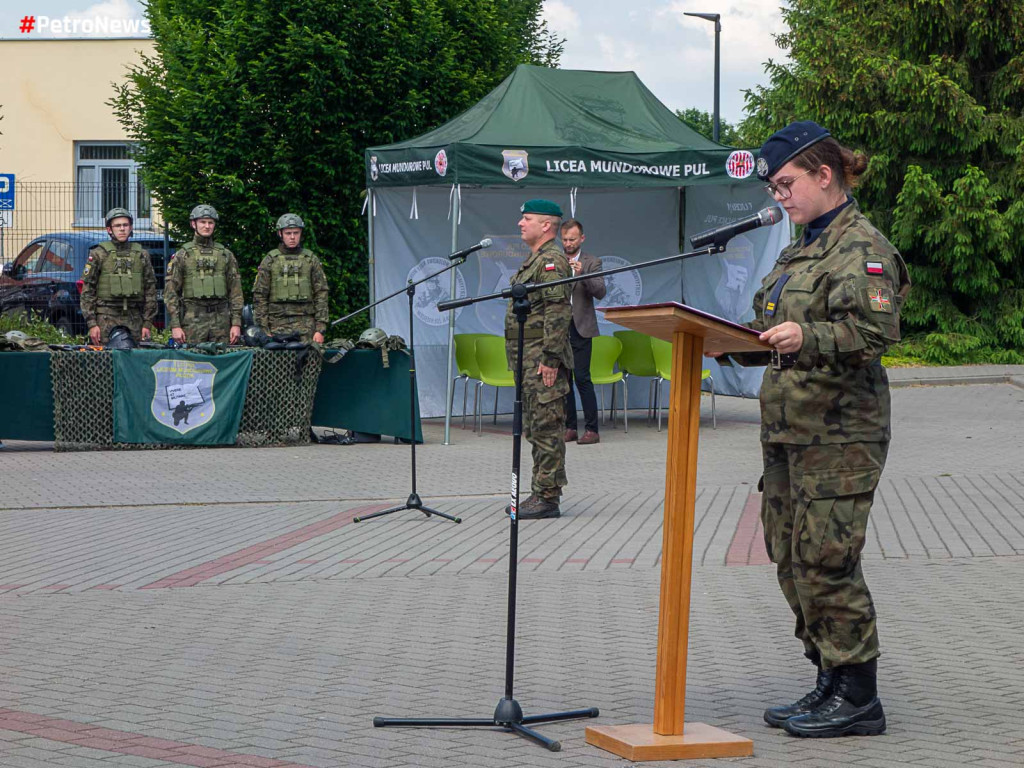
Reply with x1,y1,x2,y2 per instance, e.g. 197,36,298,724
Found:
442,187,460,445
367,189,376,326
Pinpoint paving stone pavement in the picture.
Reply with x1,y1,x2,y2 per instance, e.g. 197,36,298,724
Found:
1,368,1023,767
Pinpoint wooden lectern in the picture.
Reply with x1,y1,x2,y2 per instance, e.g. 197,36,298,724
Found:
585,303,770,761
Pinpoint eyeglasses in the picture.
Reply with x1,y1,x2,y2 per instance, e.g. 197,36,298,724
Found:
764,168,815,200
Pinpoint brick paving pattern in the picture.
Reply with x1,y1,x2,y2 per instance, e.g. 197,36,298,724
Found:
1,367,1022,767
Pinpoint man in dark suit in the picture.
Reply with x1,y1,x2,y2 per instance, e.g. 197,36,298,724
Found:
561,219,607,445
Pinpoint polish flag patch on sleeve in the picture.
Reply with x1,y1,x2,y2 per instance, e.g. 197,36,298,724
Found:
865,261,884,275
545,263,556,271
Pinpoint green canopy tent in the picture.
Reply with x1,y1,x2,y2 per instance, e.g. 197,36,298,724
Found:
363,65,786,441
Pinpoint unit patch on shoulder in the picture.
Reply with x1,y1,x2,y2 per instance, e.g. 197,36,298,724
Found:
82,262,93,278
868,288,892,313
865,261,884,275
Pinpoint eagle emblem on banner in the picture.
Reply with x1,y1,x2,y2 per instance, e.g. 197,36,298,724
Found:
150,358,218,434
501,150,530,181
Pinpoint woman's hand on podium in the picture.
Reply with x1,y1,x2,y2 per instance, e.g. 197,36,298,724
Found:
760,321,803,354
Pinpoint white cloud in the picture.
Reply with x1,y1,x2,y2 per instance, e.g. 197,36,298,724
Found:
551,0,787,122
542,0,582,37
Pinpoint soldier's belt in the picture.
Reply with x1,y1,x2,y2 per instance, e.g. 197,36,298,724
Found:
190,302,229,313
771,349,798,369
505,328,545,340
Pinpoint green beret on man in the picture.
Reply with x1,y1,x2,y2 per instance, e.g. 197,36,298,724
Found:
520,199,563,217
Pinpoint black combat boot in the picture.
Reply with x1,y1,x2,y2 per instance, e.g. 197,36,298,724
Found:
763,655,836,728
783,659,885,738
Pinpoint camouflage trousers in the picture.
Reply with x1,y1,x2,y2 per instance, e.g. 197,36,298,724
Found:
514,356,570,501
760,440,889,669
93,305,148,343
264,310,317,345
181,302,231,344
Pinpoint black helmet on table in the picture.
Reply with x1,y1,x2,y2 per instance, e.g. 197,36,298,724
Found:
105,326,137,350
243,325,270,348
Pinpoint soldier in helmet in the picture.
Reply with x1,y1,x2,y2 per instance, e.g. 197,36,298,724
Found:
79,208,158,344
165,204,244,344
252,213,330,344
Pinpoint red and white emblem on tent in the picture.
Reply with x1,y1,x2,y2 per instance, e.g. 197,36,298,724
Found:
502,149,530,181
434,149,448,177
725,150,755,179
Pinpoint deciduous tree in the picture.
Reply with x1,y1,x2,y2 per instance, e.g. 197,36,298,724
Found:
114,0,561,333
743,0,1024,363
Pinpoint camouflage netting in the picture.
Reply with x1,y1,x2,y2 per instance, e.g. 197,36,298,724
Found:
50,349,322,451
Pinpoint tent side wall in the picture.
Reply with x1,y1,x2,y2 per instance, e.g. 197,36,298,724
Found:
368,184,784,419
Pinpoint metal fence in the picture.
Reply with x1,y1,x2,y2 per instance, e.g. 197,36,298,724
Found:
0,181,163,263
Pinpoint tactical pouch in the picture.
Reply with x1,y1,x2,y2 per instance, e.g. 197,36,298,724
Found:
108,268,142,298
270,256,311,302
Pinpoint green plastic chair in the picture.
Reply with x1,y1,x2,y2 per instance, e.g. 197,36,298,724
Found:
473,335,515,433
452,333,488,429
651,337,716,432
613,330,659,426
589,335,624,430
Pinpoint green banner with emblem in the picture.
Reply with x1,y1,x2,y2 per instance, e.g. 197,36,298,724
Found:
112,349,253,444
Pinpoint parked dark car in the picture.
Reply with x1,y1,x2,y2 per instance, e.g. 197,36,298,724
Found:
0,232,177,336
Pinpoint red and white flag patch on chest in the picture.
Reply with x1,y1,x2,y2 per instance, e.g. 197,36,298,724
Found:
544,263,556,271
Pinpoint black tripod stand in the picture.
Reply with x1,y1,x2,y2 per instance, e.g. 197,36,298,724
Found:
330,260,463,524
372,281,599,751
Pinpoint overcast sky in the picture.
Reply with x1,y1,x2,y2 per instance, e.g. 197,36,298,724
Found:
2,0,787,123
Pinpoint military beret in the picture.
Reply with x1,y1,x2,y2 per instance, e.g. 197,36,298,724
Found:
520,199,563,217
756,121,831,180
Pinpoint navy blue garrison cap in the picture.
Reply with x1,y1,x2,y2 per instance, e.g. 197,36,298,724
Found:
756,121,831,180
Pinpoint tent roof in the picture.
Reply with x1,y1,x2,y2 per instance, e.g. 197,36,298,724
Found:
378,65,723,153
365,65,757,188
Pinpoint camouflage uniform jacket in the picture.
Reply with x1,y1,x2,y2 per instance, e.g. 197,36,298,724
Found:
504,238,573,401
165,235,244,329
79,240,158,330
251,245,330,334
732,201,911,445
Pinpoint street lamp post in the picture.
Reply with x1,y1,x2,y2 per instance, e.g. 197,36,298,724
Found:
684,12,721,143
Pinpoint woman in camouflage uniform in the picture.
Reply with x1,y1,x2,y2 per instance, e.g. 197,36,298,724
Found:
715,122,911,738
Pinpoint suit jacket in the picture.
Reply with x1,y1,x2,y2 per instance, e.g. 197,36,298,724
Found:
568,252,606,338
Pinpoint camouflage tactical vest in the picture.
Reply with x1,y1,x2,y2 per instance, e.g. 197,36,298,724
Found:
181,241,229,299
268,248,314,302
95,241,145,300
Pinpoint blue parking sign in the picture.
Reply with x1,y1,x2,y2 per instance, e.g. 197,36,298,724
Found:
0,174,14,210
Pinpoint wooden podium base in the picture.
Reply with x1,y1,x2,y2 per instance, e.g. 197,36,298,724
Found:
586,723,753,761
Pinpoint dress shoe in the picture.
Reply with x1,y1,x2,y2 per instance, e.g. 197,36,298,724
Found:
783,661,885,738
518,496,561,520
577,430,600,445
564,428,578,442
764,667,836,727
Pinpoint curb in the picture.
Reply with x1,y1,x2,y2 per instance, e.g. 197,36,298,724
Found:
890,374,1024,389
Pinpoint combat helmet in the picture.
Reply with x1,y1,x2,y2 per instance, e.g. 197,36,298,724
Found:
276,213,305,230
357,327,388,348
189,204,219,222
105,207,133,226
105,326,137,351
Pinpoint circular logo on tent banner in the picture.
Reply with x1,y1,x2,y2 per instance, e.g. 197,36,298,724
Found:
725,150,755,179
596,255,643,327
407,257,467,326
435,149,448,177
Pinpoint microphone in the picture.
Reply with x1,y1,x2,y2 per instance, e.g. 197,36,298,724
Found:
449,238,493,261
690,207,784,248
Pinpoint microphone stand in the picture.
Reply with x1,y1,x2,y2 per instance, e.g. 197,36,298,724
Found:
371,242,723,750
328,258,466,524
